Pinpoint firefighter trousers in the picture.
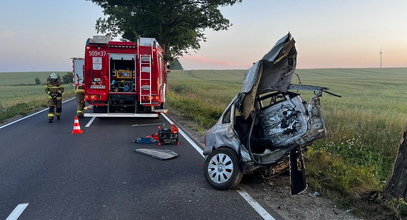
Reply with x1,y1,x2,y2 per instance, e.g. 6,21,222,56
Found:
48,96,62,122
76,91,85,117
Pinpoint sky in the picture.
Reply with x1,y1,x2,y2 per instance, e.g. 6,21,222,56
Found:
0,0,406,71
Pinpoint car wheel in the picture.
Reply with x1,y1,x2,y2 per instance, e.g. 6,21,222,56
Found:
204,148,243,190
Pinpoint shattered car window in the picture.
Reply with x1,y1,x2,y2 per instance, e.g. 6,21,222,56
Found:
222,106,232,124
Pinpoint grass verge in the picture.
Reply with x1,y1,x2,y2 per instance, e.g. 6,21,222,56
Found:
0,86,74,123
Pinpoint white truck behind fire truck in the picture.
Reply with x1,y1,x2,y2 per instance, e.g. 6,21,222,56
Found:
72,36,168,118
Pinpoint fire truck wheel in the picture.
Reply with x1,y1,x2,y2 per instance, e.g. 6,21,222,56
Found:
204,148,243,190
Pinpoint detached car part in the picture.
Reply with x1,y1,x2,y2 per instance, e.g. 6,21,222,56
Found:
203,33,339,193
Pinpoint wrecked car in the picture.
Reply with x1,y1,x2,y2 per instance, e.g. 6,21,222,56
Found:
203,33,339,194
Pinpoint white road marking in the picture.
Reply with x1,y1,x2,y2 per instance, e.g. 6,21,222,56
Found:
85,117,96,127
237,190,276,220
6,203,29,220
161,113,275,220
0,98,75,130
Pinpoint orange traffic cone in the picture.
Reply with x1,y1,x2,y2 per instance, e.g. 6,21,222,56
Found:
71,116,83,134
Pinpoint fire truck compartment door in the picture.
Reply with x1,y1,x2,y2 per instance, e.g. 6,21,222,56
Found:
109,54,136,61
73,58,84,85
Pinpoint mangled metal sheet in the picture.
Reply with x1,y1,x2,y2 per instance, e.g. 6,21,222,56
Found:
134,149,178,160
240,62,261,93
260,96,308,146
240,33,296,95
239,33,297,119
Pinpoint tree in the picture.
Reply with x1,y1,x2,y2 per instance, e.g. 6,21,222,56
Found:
89,0,242,60
385,125,407,202
34,77,41,85
62,72,73,84
170,58,183,70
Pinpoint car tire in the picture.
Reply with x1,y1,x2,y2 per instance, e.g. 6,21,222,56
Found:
204,148,243,190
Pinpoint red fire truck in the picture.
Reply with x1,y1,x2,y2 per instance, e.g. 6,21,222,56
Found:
72,36,168,117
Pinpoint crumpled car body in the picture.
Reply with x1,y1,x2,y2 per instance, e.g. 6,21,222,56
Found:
203,33,336,193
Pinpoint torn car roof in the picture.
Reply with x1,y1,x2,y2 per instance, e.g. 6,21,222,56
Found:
240,32,297,94
238,33,297,119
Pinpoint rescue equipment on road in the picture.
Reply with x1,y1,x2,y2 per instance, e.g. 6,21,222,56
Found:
157,124,179,146
131,123,179,145
71,116,83,134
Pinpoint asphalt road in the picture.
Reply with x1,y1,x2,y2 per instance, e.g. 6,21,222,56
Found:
0,100,277,219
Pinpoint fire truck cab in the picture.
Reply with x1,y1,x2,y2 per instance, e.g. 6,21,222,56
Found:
73,36,168,118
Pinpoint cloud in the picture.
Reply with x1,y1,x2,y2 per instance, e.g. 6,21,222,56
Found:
180,55,251,69
0,30,17,40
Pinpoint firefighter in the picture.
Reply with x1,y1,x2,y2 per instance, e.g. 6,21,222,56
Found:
45,73,64,123
75,85,85,117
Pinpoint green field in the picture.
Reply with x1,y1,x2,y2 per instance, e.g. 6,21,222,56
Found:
0,72,53,86
167,68,407,217
0,72,74,122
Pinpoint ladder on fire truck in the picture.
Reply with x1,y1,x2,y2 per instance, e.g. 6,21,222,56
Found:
139,55,152,105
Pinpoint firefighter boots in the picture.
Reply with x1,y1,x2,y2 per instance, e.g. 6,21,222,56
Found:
48,113,54,123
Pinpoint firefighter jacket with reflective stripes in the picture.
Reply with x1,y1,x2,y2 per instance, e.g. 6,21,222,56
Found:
45,80,64,99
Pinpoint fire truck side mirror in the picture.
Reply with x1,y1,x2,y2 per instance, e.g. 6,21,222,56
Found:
167,65,170,69
166,65,171,73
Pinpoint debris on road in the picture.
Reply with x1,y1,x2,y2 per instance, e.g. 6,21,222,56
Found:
134,148,178,160
131,123,165,127
308,191,321,198
344,209,354,214
133,137,157,144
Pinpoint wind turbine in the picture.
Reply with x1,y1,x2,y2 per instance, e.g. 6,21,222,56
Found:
380,48,382,71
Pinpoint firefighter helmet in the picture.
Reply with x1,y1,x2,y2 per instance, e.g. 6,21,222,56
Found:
49,72,59,82
50,72,59,79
